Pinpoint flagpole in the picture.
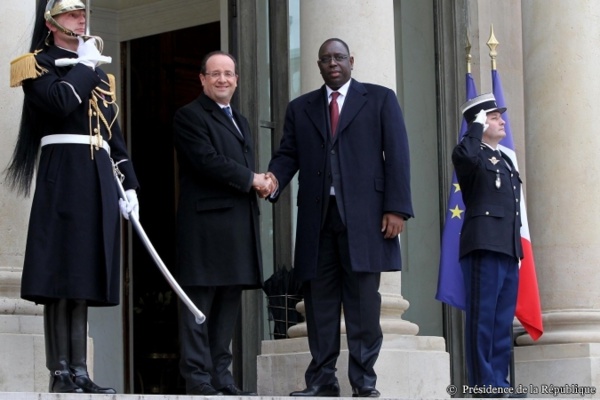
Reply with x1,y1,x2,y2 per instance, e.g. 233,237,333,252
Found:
487,25,518,391
488,24,498,71
442,33,475,392
466,35,472,74
488,22,544,340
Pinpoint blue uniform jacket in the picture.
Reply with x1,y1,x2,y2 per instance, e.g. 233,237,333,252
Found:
452,122,523,260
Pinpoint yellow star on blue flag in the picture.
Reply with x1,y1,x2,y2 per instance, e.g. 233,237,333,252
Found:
449,204,464,219
436,70,478,311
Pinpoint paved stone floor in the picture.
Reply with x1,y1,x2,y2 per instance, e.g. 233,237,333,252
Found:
0,394,413,400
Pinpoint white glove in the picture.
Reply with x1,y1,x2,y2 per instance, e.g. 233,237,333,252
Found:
474,109,489,131
76,37,112,69
119,189,139,221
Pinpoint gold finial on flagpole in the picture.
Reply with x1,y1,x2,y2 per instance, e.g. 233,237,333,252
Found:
487,24,499,71
466,35,472,74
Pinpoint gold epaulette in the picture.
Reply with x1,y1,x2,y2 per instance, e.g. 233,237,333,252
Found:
107,73,117,102
10,50,47,88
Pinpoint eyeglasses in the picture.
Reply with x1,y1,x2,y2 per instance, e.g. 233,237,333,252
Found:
318,54,349,64
203,71,237,79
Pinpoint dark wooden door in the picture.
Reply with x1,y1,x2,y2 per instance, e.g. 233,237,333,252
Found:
126,22,220,394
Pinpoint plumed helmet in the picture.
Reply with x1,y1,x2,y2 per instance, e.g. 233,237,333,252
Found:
45,0,86,19
43,0,86,39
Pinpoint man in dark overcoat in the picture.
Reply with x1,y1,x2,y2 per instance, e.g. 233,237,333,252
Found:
267,38,413,398
452,93,523,395
173,51,270,396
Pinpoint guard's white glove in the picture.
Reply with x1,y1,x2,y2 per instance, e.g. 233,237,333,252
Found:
474,109,489,131
76,37,112,69
119,189,139,221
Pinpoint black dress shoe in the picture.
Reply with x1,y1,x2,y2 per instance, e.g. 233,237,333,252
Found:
188,383,223,395
219,383,257,396
352,386,381,398
290,382,340,397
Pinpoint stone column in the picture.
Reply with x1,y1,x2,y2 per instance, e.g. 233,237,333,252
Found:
515,0,600,393
0,2,47,392
257,1,449,398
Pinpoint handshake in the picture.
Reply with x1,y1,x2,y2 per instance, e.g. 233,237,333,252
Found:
252,172,278,199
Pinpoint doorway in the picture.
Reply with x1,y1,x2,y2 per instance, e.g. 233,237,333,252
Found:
127,22,220,394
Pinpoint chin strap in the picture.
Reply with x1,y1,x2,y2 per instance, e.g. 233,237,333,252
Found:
44,10,78,37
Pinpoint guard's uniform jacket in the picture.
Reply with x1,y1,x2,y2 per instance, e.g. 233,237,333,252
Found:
19,45,138,306
452,122,523,260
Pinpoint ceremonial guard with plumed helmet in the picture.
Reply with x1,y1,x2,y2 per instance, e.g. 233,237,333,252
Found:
6,0,139,393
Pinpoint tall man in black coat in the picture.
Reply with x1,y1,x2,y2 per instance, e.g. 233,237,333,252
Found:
173,51,272,396
452,93,523,395
267,38,413,398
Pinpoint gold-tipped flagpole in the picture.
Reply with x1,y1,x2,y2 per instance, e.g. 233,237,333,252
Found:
466,35,472,74
487,24,519,388
487,24,499,71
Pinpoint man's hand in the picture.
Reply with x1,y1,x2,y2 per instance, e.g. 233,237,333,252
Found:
76,37,112,69
253,172,277,198
474,109,489,131
381,213,405,239
119,189,139,220
264,172,278,197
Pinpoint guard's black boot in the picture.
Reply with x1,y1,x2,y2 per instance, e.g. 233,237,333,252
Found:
44,300,83,393
70,300,116,394
71,369,116,394
49,370,83,393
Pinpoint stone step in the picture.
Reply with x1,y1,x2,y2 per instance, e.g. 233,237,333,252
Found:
0,394,405,400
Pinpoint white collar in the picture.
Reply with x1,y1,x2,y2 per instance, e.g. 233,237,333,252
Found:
326,80,351,99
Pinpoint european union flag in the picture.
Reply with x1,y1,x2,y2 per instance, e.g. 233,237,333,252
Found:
435,73,478,310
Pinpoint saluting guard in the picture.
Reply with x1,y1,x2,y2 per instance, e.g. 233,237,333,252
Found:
6,0,139,393
452,93,523,395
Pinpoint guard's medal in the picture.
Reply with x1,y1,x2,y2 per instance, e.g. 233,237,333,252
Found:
489,156,501,189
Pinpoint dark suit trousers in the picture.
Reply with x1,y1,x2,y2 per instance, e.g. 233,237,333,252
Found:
461,250,519,388
303,199,383,388
178,285,242,392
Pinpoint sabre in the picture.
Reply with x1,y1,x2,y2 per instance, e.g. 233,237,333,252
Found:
114,168,206,325
85,0,91,36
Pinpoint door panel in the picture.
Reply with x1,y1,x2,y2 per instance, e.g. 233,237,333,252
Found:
128,22,220,394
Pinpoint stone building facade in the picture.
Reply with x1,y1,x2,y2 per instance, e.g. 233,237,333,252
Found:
1,0,599,397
